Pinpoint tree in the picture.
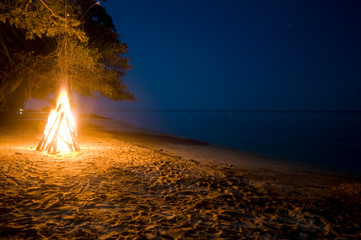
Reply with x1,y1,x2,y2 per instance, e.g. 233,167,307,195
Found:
0,0,134,110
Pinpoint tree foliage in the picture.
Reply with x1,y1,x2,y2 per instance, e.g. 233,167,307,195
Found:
0,0,134,110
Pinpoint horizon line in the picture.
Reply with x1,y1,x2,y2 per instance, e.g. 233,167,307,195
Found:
78,109,361,113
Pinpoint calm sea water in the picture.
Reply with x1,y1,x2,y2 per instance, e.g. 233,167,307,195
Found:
97,110,361,174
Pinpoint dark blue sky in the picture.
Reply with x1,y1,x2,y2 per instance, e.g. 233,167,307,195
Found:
96,0,361,110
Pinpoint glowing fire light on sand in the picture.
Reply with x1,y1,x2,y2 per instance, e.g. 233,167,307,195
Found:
36,89,80,153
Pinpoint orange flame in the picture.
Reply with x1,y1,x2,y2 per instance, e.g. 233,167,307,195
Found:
37,89,80,153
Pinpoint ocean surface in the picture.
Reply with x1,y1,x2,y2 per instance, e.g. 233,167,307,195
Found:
96,110,361,174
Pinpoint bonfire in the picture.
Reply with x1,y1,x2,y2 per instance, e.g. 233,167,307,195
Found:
36,88,80,153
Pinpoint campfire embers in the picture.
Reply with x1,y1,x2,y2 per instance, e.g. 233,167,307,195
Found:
37,89,80,153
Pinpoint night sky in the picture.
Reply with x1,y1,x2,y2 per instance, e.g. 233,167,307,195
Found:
32,0,361,111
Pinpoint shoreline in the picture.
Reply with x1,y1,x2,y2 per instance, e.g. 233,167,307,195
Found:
9,110,361,177
85,115,361,178
0,115,360,238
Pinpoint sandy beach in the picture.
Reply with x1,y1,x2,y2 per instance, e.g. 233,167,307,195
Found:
0,113,360,239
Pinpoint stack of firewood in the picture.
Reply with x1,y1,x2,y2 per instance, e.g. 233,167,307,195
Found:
36,103,80,153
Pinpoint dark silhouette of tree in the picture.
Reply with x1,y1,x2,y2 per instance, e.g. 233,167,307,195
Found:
0,0,134,110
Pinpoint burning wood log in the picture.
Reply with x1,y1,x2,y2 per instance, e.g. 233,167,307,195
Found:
37,90,80,153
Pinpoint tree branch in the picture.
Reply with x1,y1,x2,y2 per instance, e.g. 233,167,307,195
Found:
39,0,58,19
